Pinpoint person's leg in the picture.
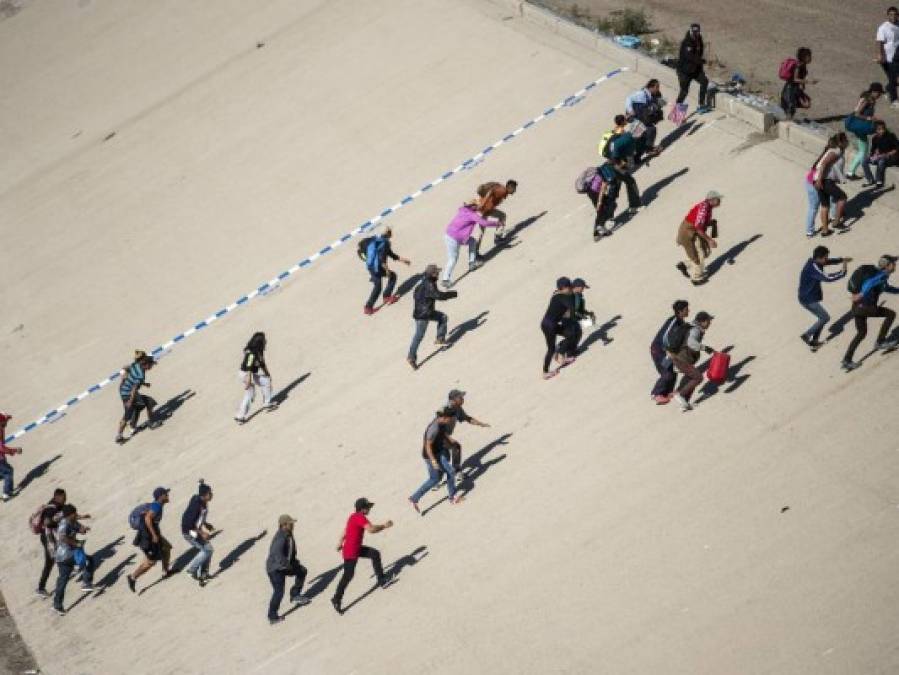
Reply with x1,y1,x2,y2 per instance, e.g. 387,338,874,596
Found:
801,302,830,341
683,238,703,281
184,533,205,576
650,351,675,396
258,375,273,408
817,189,832,233
0,460,12,495
466,236,479,267
288,560,308,600
442,235,460,283
831,184,847,222
864,155,877,184
449,443,462,472
676,71,691,104
675,360,703,401
267,571,286,620
695,238,708,279
434,311,448,342
53,561,73,611
875,306,896,343
875,157,888,185
489,209,507,242
697,72,709,107
643,125,658,153
843,309,869,363
849,136,868,177
407,319,428,363
332,559,357,607
39,534,54,593
560,320,583,357
410,458,443,504
365,272,382,309
160,537,172,573
437,454,457,500
358,546,385,582
237,375,255,420
621,172,640,208
541,323,557,373
80,554,95,587
885,60,899,103
383,270,397,299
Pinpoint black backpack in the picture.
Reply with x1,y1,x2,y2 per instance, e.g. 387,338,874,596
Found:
664,322,691,352
357,236,374,262
847,264,878,294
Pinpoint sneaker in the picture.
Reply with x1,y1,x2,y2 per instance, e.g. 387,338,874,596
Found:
434,338,448,347
406,357,418,371
696,105,711,114
675,262,689,278
268,616,284,625
542,371,558,380
691,278,708,286
875,338,899,350
383,295,400,305
627,206,640,216
363,306,374,316
378,572,395,588
35,588,51,599
800,334,814,349
805,231,816,238
234,416,247,425
0,493,10,502
841,359,860,372
126,575,136,593
80,585,94,593
409,498,421,515
891,101,899,109
331,597,344,615
114,434,126,444
53,606,66,616
652,394,671,405
450,495,465,505
876,182,885,189
674,394,693,411
862,181,876,188
290,595,311,606
846,174,862,181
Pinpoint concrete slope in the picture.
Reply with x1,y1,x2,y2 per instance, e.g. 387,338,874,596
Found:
1,1,898,674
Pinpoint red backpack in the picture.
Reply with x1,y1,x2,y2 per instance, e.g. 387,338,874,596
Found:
28,503,48,535
778,57,798,81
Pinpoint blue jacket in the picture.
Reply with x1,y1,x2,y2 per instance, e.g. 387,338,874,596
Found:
858,270,899,306
798,258,845,304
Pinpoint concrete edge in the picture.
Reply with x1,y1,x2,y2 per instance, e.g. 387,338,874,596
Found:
489,0,899,211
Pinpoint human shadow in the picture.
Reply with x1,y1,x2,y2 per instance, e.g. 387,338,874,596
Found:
659,119,700,151
694,347,755,404
843,184,896,226
16,453,62,493
270,373,311,407
642,167,689,207
93,554,135,597
153,390,196,423
66,536,125,610
826,309,854,340
705,234,763,278
301,565,342,602
395,273,423,299
577,314,622,354
459,434,511,497
212,529,267,578
415,312,489,369
479,211,548,265
340,546,429,614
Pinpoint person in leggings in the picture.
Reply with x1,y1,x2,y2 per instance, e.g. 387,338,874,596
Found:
540,278,581,379
331,498,393,615
842,255,899,371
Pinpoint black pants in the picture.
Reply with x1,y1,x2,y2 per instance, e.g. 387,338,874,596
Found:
634,125,657,161
677,70,708,106
587,186,619,230
267,559,307,620
615,169,641,208
333,546,383,606
882,59,899,103
650,346,676,397
39,532,54,592
365,270,397,309
843,304,896,362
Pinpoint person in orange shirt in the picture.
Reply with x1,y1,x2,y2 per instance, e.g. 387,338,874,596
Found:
474,179,517,258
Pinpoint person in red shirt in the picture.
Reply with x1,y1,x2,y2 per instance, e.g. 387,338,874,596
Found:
0,412,23,501
676,191,721,285
330,498,393,614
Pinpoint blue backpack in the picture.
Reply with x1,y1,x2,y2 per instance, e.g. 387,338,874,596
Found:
364,237,387,273
128,503,153,530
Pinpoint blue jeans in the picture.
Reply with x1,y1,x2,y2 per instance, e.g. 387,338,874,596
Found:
408,312,448,362
801,301,830,341
804,180,835,235
409,455,456,503
182,533,213,576
0,459,13,495
442,234,476,283
54,555,94,610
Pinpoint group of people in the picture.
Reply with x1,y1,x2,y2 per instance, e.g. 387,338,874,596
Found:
649,302,717,411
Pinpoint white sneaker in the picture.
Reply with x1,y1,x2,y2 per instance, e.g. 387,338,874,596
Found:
673,394,693,411
1,493,10,502
891,101,899,109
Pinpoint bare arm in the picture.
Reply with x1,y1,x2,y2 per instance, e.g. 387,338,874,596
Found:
364,520,394,534
144,509,160,542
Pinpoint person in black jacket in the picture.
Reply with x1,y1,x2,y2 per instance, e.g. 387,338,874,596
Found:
676,23,710,111
265,514,308,624
650,300,689,404
407,264,458,370
540,277,581,380
235,332,275,424
180,481,215,585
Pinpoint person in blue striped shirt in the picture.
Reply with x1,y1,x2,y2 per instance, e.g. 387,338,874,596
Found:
115,351,157,444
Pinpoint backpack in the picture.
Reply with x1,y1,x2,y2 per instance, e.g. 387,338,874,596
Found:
575,167,599,193
598,130,616,157
356,236,374,262
606,132,635,159
664,322,691,352
128,502,153,530
847,264,878,294
29,503,48,535
778,57,798,82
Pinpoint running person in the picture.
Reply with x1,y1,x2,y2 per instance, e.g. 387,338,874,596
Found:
540,277,580,379
474,179,517,256
180,481,215,585
361,227,411,315
52,504,95,615
441,203,503,287
115,351,158,444
842,255,899,371
34,488,69,598
127,487,172,593
798,246,850,351
650,300,690,404
407,265,457,370
331,498,393,615
676,24,710,112
408,408,462,513
443,389,491,474
265,514,309,624
235,332,275,424
676,192,721,285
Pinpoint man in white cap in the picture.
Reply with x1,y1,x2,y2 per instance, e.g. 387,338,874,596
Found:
676,191,721,285
265,514,309,624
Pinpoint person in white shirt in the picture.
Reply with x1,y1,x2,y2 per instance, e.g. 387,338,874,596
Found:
875,6,899,107
812,133,849,236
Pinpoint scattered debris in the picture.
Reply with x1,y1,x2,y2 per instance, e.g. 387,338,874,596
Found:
103,131,116,142
780,506,790,513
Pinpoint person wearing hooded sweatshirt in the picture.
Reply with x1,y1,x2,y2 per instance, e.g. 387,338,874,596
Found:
408,264,457,370
361,227,411,315
650,300,690,404
842,254,899,370
181,481,216,585
441,203,503,287
797,246,850,351
676,23,710,112
235,332,275,424
540,278,581,379
0,411,22,501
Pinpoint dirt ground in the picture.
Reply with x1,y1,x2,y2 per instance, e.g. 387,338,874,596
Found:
541,0,899,123
0,590,38,675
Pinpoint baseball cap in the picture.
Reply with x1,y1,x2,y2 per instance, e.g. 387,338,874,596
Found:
706,190,723,201
278,514,297,527
695,311,714,322
448,389,466,400
354,497,374,511
152,487,170,500
425,264,440,276
556,276,572,289
878,254,897,268
572,278,589,288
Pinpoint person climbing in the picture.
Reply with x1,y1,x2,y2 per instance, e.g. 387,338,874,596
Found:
650,300,690,404
407,264,457,370
798,246,850,351
360,227,410,315
841,255,899,371
676,191,721,285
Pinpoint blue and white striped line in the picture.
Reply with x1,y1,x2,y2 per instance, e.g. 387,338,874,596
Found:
4,67,626,443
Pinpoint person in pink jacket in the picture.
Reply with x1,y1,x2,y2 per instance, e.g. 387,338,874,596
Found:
440,204,502,288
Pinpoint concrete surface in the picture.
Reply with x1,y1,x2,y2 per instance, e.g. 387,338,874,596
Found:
1,1,899,674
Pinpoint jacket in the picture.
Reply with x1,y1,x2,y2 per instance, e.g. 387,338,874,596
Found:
858,271,899,306
265,529,298,574
180,495,207,535
677,32,705,76
798,258,845,304
445,205,500,244
412,276,455,319
367,236,399,275
651,315,682,352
